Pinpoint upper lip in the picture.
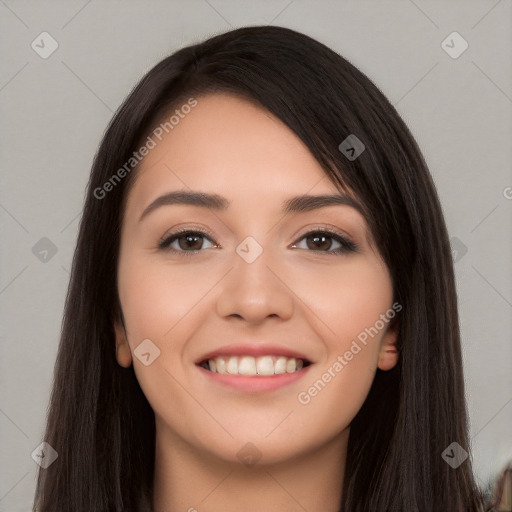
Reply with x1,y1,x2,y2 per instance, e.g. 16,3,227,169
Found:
195,342,313,364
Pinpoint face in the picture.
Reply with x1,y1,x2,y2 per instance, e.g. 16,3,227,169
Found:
115,92,398,465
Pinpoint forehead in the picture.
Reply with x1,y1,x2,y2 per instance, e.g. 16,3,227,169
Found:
127,92,349,209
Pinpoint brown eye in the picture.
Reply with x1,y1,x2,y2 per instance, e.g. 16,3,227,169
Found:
178,233,204,250
159,230,215,253
305,233,333,251
292,230,358,255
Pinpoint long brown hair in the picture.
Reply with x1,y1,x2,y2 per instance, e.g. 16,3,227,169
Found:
34,25,487,511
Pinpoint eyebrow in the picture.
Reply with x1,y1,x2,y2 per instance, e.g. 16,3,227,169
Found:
138,190,365,222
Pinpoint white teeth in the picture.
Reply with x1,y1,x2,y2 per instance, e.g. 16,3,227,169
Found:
226,356,238,374
274,357,287,374
286,357,297,373
238,356,257,375
203,355,308,376
216,357,227,374
256,356,274,376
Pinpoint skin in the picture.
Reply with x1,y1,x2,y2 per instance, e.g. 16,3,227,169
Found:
114,92,399,512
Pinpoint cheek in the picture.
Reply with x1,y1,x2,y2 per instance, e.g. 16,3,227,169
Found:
295,351,377,441
117,254,208,342
291,255,393,347
116,256,210,428
291,257,393,413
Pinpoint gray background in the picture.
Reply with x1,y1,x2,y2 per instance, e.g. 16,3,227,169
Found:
1,1,511,510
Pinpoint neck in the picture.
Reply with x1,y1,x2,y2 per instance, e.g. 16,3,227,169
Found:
152,421,348,512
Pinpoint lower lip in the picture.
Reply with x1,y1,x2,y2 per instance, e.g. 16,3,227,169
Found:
196,365,312,392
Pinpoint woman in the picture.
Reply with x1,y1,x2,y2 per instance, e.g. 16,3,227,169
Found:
33,25,487,511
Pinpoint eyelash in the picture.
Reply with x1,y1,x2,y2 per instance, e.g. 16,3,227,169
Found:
158,226,359,257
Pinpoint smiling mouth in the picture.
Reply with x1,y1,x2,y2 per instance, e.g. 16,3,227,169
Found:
197,355,311,376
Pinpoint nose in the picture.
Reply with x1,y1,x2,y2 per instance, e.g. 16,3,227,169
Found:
215,242,295,325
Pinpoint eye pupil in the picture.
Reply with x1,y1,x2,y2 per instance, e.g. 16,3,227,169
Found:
179,234,203,250
307,234,331,251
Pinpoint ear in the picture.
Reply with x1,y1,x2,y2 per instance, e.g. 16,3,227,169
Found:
377,317,399,371
114,318,133,368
